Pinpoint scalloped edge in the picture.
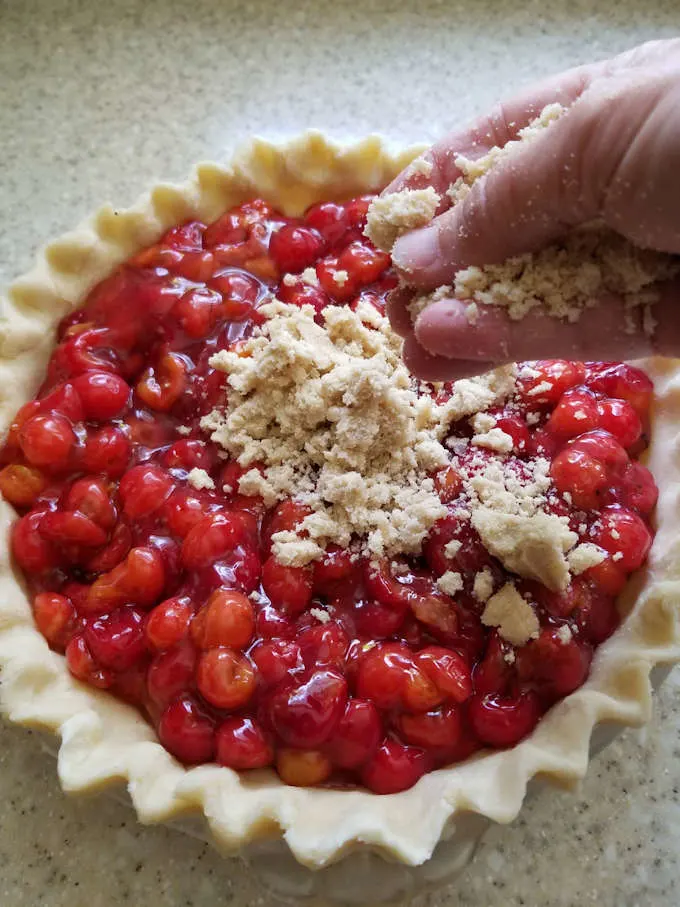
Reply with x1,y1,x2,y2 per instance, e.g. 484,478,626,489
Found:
0,131,679,870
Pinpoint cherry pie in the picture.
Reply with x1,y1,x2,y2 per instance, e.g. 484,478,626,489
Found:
0,134,678,869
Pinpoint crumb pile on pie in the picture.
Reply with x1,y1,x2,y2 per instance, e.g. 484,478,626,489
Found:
0,193,659,796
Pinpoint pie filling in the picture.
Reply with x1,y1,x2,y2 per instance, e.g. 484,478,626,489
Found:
0,194,657,795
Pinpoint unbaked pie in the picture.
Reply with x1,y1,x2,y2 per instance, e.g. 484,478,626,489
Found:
0,134,678,868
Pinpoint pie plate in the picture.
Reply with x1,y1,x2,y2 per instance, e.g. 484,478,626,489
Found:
0,133,679,901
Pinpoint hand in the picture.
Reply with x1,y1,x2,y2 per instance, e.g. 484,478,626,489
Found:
385,39,680,380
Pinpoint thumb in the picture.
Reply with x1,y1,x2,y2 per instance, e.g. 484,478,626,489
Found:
392,71,660,289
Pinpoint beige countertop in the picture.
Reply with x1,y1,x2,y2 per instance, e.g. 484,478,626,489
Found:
1,1,680,905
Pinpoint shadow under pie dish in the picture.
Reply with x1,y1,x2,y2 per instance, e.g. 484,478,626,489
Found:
0,132,679,885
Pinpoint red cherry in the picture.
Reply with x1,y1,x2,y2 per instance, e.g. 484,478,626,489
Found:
416,646,472,703
19,413,75,469
216,716,273,770
269,225,324,274
517,627,592,698
33,591,77,651
468,690,541,747
396,704,463,750
250,639,302,687
82,425,131,477
65,634,114,689
119,465,174,519
73,371,130,420
360,738,428,794
261,556,313,616
196,647,256,709
180,512,249,569
590,506,652,571
190,588,255,650
268,669,348,748
304,201,350,246
84,607,146,671
325,699,381,769
64,476,117,529
145,597,193,651
516,360,585,407
11,511,57,573
158,695,215,764
545,386,600,439
146,644,197,709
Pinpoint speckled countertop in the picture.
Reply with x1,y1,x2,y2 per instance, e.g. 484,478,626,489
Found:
1,1,679,905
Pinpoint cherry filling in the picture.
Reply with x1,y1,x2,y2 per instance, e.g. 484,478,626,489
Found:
0,195,657,795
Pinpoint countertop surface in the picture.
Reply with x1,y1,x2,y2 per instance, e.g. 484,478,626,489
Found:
1,1,679,905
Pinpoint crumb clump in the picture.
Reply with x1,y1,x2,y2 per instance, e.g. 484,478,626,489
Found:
407,103,679,327
365,187,440,253
201,300,516,565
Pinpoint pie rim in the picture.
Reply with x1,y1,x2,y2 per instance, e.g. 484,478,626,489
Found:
0,131,679,869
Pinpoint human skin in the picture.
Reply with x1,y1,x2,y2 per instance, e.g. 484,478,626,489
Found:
384,39,680,381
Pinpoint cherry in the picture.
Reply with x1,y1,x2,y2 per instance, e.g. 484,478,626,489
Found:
590,506,652,571
216,717,273,770
180,512,249,569
11,511,57,573
147,645,197,709
19,413,75,469
65,634,114,689
550,447,608,509
190,588,254,650
73,371,130,420
304,201,349,246
416,646,472,703
269,225,324,274
618,462,658,515
84,607,146,671
261,556,313,615
468,690,541,747
517,628,592,698
196,647,256,709
356,643,441,713
516,360,585,407
325,699,382,769
268,669,348,748
82,425,131,477
119,465,174,519
145,596,193,651
595,398,642,448
396,704,462,750
360,739,428,794
40,510,108,548
158,695,215,764
0,464,47,508
64,476,117,529
33,591,77,651
276,748,332,787
585,363,653,418
545,386,600,439
209,270,261,321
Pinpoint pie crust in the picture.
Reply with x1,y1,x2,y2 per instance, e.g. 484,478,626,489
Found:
1,132,679,870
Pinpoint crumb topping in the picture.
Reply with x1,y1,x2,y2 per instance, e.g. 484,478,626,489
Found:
187,467,215,491
201,301,515,565
404,103,679,325
481,583,540,646
365,187,441,253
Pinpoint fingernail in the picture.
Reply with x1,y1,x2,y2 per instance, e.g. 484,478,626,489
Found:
392,225,440,273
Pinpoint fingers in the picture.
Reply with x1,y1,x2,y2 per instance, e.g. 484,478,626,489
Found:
384,59,604,200
402,334,499,382
385,286,415,338
413,280,680,367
